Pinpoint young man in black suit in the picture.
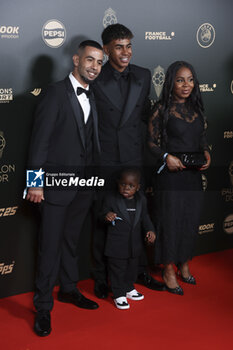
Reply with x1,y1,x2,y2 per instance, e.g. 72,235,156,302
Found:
26,40,103,336
102,169,156,310
92,24,166,299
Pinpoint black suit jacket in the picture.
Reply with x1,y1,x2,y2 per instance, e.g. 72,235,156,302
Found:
28,76,100,205
92,62,151,164
101,192,154,259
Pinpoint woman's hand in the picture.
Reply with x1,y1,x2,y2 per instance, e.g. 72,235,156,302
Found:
200,150,211,170
166,154,186,172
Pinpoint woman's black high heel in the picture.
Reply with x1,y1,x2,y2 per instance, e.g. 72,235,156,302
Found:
162,270,184,295
177,265,196,285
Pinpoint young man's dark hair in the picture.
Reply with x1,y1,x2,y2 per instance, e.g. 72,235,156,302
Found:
78,40,103,52
101,23,133,45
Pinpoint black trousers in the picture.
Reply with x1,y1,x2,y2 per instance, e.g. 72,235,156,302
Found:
108,256,139,299
34,191,94,311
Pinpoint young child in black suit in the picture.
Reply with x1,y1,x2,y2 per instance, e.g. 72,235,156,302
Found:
102,168,156,310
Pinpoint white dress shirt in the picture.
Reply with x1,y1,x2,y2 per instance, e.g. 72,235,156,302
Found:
69,72,90,123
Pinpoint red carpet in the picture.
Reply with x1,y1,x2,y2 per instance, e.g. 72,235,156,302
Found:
0,249,232,350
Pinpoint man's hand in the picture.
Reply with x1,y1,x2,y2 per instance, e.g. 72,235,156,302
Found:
26,188,44,203
146,231,156,244
200,150,211,171
166,154,186,172
105,211,117,222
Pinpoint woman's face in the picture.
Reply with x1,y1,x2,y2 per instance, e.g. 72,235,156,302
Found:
172,66,194,103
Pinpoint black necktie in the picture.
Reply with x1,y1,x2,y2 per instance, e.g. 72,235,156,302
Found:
77,87,91,97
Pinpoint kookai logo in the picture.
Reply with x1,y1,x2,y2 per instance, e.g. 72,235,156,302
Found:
0,26,19,39
42,20,66,48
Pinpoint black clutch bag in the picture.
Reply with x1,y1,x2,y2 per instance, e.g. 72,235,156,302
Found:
175,152,206,169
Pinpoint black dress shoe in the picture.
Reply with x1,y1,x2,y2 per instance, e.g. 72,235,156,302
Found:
165,285,184,295
94,282,109,299
137,272,166,291
58,289,99,310
34,310,51,337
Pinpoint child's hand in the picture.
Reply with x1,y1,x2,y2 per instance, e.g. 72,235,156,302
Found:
146,231,156,244
105,212,117,222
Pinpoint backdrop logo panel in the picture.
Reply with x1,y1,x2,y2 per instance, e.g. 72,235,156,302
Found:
103,8,118,28
221,161,233,202
145,31,175,41
0,88,13,103
199,83,216,92
42,20,66,48
0,26,19,39
30,88,42,97
199,223,215,235
0,131,6,158
223,214,233,234
0,206,18,217
196,23,215,48
224,131,233,139
0,262,15,275
152,65,165,98
228,161,233,187
0,164,16,183
201,174,208,191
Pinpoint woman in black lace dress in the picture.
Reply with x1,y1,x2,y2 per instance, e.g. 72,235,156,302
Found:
148,61,211,295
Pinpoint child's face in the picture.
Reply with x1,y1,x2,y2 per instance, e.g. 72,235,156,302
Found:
118,174,140,199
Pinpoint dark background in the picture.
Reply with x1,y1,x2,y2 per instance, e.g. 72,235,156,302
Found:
0,0,232,298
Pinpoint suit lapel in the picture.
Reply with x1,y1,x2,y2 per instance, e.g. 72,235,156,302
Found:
65,77,85,149
120,71,143,127
96,80,122,112
89,94,101,154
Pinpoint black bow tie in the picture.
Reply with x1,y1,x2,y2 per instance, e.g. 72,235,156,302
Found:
77,87,91,97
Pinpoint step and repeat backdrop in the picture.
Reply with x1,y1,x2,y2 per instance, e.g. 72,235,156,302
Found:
0,0,232,298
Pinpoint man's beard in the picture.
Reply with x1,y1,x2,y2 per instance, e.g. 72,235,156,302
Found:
80,74,93,85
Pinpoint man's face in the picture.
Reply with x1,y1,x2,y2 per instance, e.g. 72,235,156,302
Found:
104,38,132,72
73,46,103,86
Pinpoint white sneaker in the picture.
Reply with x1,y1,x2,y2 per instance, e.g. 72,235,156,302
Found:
114,296,130,310
126,289,144,301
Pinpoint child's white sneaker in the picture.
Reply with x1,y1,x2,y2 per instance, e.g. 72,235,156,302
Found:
114,296,130,309
126,289,144,300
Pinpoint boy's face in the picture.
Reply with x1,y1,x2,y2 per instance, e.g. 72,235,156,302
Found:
118,174,140,199
103,38,132,72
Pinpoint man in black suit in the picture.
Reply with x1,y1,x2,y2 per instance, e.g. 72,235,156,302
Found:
92,24,165,299
26,40,103,336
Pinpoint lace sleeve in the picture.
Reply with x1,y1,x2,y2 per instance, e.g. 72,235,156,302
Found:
200,118,210,152
147,104,165,159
